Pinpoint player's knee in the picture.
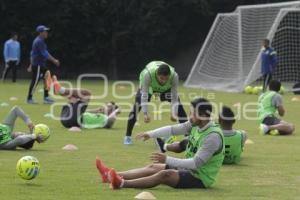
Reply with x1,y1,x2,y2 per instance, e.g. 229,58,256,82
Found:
158,170,176,180
146,164,164,173
11,105,19,111
289,124,295,134
10,106,21,114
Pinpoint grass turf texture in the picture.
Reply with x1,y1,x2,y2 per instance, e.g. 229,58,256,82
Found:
0,80,299,200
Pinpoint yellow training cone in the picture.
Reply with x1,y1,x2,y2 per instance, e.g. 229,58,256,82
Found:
135,191,156,200
233,102,241,107
291,97,299,102
62,144,79,151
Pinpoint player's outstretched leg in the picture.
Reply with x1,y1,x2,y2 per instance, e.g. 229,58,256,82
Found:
52,75,91,102
108,168,179,189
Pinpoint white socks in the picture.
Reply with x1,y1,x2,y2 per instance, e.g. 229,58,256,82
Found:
59,87,66,95
163,144,168,152
120,179,124,188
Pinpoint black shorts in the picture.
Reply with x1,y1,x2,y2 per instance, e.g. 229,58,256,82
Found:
135,89,173,103
60,101,88,128
262,116,281,126
166,166,205,189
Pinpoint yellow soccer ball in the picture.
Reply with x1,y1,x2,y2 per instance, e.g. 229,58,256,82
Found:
244,86,253,94
279,86,285,94
252,86,260,95
33,124,50,142
16,156,40,180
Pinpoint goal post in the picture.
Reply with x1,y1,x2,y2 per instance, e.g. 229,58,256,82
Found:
246,8,300,85
184,1,300,92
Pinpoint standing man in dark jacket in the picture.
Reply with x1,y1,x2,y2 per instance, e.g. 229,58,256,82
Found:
261,39,277,92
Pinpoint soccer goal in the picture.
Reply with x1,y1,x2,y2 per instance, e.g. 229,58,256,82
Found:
184,1,300,92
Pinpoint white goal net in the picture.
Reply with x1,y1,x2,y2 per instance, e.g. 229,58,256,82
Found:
184,1,300,92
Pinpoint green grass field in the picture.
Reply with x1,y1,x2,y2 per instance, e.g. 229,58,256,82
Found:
0,80,299,200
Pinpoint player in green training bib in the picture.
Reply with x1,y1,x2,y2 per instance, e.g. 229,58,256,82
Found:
258,80,294,135
124,61,187,145
220,106,247,164
96,98,224,190
51,75,120,129
156,106,247,164
0,106,43,150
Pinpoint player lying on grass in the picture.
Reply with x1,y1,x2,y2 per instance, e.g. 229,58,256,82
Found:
0,106,43,150
156,106,247,164
51,75,120,129
96,98,225,189
258,80,295,135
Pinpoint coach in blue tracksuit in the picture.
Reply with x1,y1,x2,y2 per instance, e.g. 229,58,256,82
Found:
27,25,60,104
261,39,277,92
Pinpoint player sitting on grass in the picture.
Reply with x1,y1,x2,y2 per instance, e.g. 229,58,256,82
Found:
96,98,225,189
51,76,120,129
258,80,295,136
0,106,42,150
155,106,247,164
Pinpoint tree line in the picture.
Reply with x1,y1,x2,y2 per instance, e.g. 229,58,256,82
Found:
0,0,290,79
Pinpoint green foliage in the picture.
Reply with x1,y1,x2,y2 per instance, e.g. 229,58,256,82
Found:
0,0,293,78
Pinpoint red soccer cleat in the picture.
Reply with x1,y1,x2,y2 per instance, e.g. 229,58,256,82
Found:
109,168,123,190
52,75,62,95
45,70,52,91
95,157,110,183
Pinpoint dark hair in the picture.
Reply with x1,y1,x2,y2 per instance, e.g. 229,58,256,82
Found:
191,98,212,117
220,106,235,125
11,32,18,37
269,80,281,92
263,39,270,46
157,64,171,76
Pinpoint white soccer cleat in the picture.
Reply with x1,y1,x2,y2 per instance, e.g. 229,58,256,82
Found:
259,124,269,135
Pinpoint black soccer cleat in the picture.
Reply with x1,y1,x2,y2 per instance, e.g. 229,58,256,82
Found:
155,138,166,153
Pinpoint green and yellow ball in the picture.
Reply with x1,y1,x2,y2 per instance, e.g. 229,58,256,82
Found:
33,124,50,142
244,86,253,94
16,156,40,180
252,86,262,95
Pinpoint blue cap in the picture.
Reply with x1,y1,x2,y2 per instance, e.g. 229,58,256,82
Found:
36,25,50,32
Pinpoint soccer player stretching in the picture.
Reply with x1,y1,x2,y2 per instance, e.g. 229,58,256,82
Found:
258,80,295,135
97,98,224,189
124,61,187,145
